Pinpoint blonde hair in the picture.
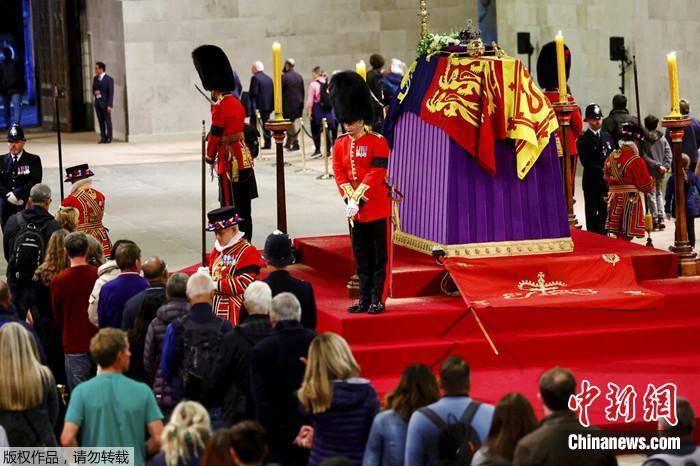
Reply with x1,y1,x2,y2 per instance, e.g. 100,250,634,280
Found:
34,229,69,286
0,322,54,410
55,207,78,232
298,332,360,414
161,401,211,466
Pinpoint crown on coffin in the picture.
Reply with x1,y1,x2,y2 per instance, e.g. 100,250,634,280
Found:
459,20,484,57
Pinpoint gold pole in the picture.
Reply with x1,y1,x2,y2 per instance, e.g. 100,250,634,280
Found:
470,306,500,356
418,0,429,36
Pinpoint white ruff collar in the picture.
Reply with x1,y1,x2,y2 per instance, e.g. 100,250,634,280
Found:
215,230,244,252
71,178,93,194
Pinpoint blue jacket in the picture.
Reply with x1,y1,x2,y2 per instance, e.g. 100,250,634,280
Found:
249,71,274,113
160,303,233,406
363,410,409,466
308,378,380,466
0,305,46,362
665,171,700,218
92,74,114,108
405,396,494,466
98,273,149,328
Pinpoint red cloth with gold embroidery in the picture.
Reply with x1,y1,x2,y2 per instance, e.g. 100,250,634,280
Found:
206,94,253,179
332,131,391,223
61,183,112,256
208,238,262,325
604,145,654,239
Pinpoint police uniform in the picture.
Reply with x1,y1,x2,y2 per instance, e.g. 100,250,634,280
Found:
61,164,112,256
576,104,615,235
330,71,391,315
206,206,262,325
604,123,654,240
193,45,258,241
0,125,42,229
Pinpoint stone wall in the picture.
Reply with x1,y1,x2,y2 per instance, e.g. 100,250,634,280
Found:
85,0,127,140
497,0,700,126
117,0,475,141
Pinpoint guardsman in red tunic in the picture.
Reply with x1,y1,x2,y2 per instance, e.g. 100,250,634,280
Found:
604,122,654,240
331,71,391,315
61,163,112,256
537,41,583,181
193,45,258,241
203,206,261,325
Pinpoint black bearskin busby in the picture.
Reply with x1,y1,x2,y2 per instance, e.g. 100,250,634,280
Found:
536,41,571,91
329,71,374,125
192,45,237,91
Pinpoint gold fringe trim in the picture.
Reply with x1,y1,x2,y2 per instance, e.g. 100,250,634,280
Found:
393,230,574,258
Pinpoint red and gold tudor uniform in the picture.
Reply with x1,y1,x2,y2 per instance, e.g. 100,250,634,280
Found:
604,138,654,240
206,208,261,325
333,129,391,310
61,164,112,256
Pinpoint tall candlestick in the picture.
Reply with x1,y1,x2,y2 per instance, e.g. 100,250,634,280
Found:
356,60,367,81
272,42,282,118
667,52,680,116
555,31,567,103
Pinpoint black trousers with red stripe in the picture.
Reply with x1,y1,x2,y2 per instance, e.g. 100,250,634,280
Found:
351,218,388,305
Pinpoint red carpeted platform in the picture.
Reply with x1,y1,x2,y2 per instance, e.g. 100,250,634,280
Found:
293,228,700,433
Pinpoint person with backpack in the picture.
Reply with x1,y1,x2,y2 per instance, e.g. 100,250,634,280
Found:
216,281,273,425
161,272,233,430
306,66,336,158
665,152,700,248
3,183,60,319
0,125,42,228
405,356,494,466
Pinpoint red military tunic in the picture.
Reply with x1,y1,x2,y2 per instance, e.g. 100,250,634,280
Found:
604,144,654,239
206,93,254,205
332,130,391,222
543,91,583,157
61,180,112,256
208,234,261,325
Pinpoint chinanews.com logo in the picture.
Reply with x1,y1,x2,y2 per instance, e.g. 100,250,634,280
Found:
565,379,682,453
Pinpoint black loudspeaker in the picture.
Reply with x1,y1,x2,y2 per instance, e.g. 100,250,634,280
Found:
610,36,626,61
517,32,533,54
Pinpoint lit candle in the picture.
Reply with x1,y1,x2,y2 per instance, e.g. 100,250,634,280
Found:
667,52,680,115
555,31,567,103
272,42,283,118
356,60,367,81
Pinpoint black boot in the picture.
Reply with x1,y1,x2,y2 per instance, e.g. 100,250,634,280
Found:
368,302,385,315
347,297,370,314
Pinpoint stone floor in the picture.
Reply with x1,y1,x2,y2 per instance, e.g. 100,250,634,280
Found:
1,129,686,274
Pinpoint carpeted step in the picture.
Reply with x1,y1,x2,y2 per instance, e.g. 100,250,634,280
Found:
351,339,457,378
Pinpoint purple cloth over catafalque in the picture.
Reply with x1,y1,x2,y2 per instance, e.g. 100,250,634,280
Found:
389,112,570,245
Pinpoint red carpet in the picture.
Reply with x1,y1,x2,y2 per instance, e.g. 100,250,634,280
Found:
292,228,700,434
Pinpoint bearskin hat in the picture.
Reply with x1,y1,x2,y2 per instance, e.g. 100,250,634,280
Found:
192,45,237,91
329,71,374,125
536,41,571,91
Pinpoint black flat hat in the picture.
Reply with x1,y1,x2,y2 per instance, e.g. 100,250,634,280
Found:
65,163,95,182
262,230,295,266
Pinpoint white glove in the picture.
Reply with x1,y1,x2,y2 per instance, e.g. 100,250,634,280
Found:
197,266,210,276
6,192,21,206
345,199,359,218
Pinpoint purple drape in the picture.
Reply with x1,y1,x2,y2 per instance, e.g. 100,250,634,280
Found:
388,112,570,245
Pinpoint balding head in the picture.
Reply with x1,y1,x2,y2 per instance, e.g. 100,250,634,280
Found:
142,256,167,285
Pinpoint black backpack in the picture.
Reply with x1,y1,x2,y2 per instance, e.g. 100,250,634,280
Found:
318,79,333,112
178,315,228,399
10,215,45,281
419,402,482,466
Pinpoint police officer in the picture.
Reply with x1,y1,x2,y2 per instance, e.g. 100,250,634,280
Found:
0,125,42,229
331,71,391,315
576,104,615,235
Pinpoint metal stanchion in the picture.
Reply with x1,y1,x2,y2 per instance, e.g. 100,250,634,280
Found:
316,117,334,180
295,117,313,173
